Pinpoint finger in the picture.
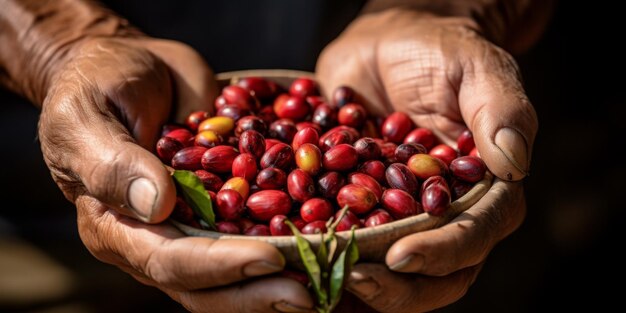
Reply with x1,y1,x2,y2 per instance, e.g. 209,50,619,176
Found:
346,263,483,313
41,84,176,223
160,277,313,313
145,39,220,119
315,38,395,118
459,44,538,181
76,195,288,290
386,180,525,276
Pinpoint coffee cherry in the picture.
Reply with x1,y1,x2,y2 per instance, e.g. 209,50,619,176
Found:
171,146,207,171
194,130,222,148
238,129,266,160
185,110,210,132
216,221,241,234
198,116,235,136
256,167,287,190
269,215,293,236
260,142,295,171
300,198,333,223
268,118,298,142
404,128,437,150
287,169,316,203
289,77,319,98
385,163,419,196
358,160,386,184
323,144,358,172
220,177,250,200
407,154,448,181
353,137,382,161
246,190,292,221
338,103,367,128
156,136,184,164
381,189,419,219
216,189,245,220
201,145,238,173
274,95,310,121
236,116,267,136
194,169,224,192
292,127,319,151
429,144,458,166
295,143,323,176
317,171,346,199
337,184,377,215
395,143,427,163
332,85,356,108
364,209,394,227
165,128,194,147
231,153,258,182
449,156,486,183
381,112,413,143
244,224,271,236
334,210,362,232
422,184,451,216
301,220,328,234
348,172,383,201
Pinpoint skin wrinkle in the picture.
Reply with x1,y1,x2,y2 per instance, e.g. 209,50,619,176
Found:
375,21,478,144
356,35,390,113
83,148,122,202
142,236,175,288
2,0,545,310
81,201,126,265
167,241,208,290
5,2,314,311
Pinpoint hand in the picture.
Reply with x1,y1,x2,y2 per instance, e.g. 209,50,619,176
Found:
39,37,313,313
317,9,536,312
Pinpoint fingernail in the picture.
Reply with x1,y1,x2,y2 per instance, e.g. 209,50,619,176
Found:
346,272,380,300
128,177,157,221
494,127,529,180
388,254,424,273
243,260,283,277
272,301,313,313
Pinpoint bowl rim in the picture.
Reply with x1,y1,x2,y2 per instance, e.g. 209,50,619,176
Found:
170,171,493,244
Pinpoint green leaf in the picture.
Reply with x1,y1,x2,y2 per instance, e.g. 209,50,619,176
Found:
172,170,215,230
285,221,328,307
329,227,359,310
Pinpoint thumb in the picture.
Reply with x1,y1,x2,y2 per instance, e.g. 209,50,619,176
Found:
40,89,176,224
79,142,177,223
459,48,538,181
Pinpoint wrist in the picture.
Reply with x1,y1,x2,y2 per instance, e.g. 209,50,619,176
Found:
0,0,142,106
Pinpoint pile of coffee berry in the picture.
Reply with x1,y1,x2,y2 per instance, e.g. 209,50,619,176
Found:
156,76,487,236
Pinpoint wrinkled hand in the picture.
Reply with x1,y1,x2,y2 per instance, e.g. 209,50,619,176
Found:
38,37,312,313
317,9,537,312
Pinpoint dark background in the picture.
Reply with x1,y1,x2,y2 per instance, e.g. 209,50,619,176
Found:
1,1,623,312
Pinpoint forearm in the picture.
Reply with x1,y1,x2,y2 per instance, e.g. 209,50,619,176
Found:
363,0,556,53
0,0,139,105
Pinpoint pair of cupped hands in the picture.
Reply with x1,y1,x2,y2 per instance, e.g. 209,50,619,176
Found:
38,9,536,313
